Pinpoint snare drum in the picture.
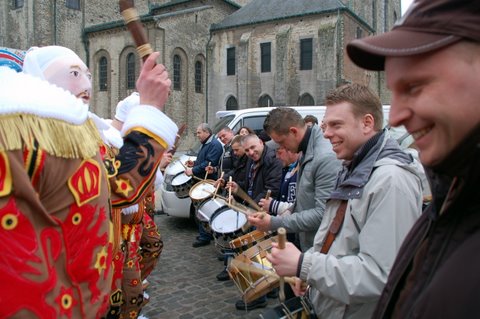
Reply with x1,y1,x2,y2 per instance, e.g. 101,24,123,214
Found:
229,229,272,255
196,198,226,223
228,236,279,303
189,180,216,207
259,296,317,319
171,172,194,198
210,206,250,242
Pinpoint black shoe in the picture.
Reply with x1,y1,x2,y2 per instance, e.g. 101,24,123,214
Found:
235,298,267,310
192,239,210,248
266,288,278,299
216,269,230,281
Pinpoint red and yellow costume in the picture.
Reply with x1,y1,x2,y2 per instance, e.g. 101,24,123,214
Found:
0,67,177,318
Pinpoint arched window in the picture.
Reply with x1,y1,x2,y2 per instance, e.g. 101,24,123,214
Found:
226,96,238,110
98,56,108,91
298,93,315,106
258,94,273,107
173,55,181,90
195,61,202,93
126,53,135,89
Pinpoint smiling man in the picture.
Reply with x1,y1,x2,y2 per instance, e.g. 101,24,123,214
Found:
267,84,423,319
346,0,480,318
248,107,340,252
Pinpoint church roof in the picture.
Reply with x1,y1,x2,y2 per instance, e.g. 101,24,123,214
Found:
151,0,241,10
211,0,348,31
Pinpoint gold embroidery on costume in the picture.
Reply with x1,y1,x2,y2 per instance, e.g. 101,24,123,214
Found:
94,246,108,275
0,151,12,196
115,178,133,197
68,159,102,206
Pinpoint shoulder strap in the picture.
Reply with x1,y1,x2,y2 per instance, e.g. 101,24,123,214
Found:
320,200,348,254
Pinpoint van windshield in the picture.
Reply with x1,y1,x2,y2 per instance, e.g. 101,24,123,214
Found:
186,115,235,156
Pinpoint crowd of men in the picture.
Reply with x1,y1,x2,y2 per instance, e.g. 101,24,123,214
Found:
1,0,479,318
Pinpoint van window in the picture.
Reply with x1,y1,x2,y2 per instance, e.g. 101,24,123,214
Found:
243,116,267,134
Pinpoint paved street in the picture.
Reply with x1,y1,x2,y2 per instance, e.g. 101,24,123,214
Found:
141,212,282,319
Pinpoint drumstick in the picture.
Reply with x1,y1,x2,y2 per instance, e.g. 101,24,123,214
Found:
277,227,287,302
235,187,262,211
259,190,271,219
228,176,232,205
213,171,224,198
204,162,211,180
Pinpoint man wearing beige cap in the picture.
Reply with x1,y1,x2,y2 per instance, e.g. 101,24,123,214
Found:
347,0,480,318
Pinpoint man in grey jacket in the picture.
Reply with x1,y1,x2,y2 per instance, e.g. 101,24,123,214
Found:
268,84,423,319
249,107,340,251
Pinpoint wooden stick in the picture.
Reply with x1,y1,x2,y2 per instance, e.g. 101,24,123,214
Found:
277,227,287,302
228,176,232,205
213,171,224,198
235,187,262,211
204,162,211,180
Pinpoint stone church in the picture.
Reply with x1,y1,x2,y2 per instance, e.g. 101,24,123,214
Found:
1,0,400,148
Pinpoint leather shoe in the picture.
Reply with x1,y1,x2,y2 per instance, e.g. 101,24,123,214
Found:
216,269,230,281
192,239,210,248
235,298,267,310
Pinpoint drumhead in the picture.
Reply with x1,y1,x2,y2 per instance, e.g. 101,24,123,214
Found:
171,173,191,186
211,209,247,234
190,182,216,200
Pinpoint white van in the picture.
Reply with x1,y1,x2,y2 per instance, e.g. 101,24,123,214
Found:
159,105,410,219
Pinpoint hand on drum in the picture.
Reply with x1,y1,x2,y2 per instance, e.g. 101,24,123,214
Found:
259,197,272,211
214,178,225,188
205,165,215,175
185,160,194,167
225,180,239,194
247,212,271,231
267,241,301,277
185,168,193,176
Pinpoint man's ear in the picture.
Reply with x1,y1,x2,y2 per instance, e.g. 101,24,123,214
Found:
363,114,375,133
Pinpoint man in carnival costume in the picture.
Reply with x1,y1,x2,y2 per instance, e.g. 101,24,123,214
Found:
0,46,177,318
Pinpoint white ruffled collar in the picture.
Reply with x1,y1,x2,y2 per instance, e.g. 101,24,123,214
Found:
0,66,88,124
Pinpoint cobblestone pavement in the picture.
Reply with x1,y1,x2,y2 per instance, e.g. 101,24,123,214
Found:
141,213,282,319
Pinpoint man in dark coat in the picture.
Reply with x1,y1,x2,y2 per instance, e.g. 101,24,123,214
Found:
346,0,480,317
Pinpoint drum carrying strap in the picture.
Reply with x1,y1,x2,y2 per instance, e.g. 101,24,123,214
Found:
320,200,348,254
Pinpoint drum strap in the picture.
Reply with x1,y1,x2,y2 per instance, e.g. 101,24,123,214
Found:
320,200,348,254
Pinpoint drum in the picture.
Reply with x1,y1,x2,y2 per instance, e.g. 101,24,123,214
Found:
259,296,317,319
227,236,279,303
210,206,250,242
196,198,227,223
189,180,216,207
171,172,194,198
229,229,273,255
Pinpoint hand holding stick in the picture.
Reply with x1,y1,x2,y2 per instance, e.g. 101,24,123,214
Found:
277,227,287,302
204,162,211,180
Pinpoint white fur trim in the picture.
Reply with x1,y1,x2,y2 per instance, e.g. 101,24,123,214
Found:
115,92,140,122
121,105,178,148
122,204,139,215
0,66,88,124
89,113,124,149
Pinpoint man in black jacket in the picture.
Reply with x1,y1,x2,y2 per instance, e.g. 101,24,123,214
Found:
346,0,480,318
227,133,283,310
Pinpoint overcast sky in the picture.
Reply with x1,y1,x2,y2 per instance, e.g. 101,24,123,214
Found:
401,0,413,15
